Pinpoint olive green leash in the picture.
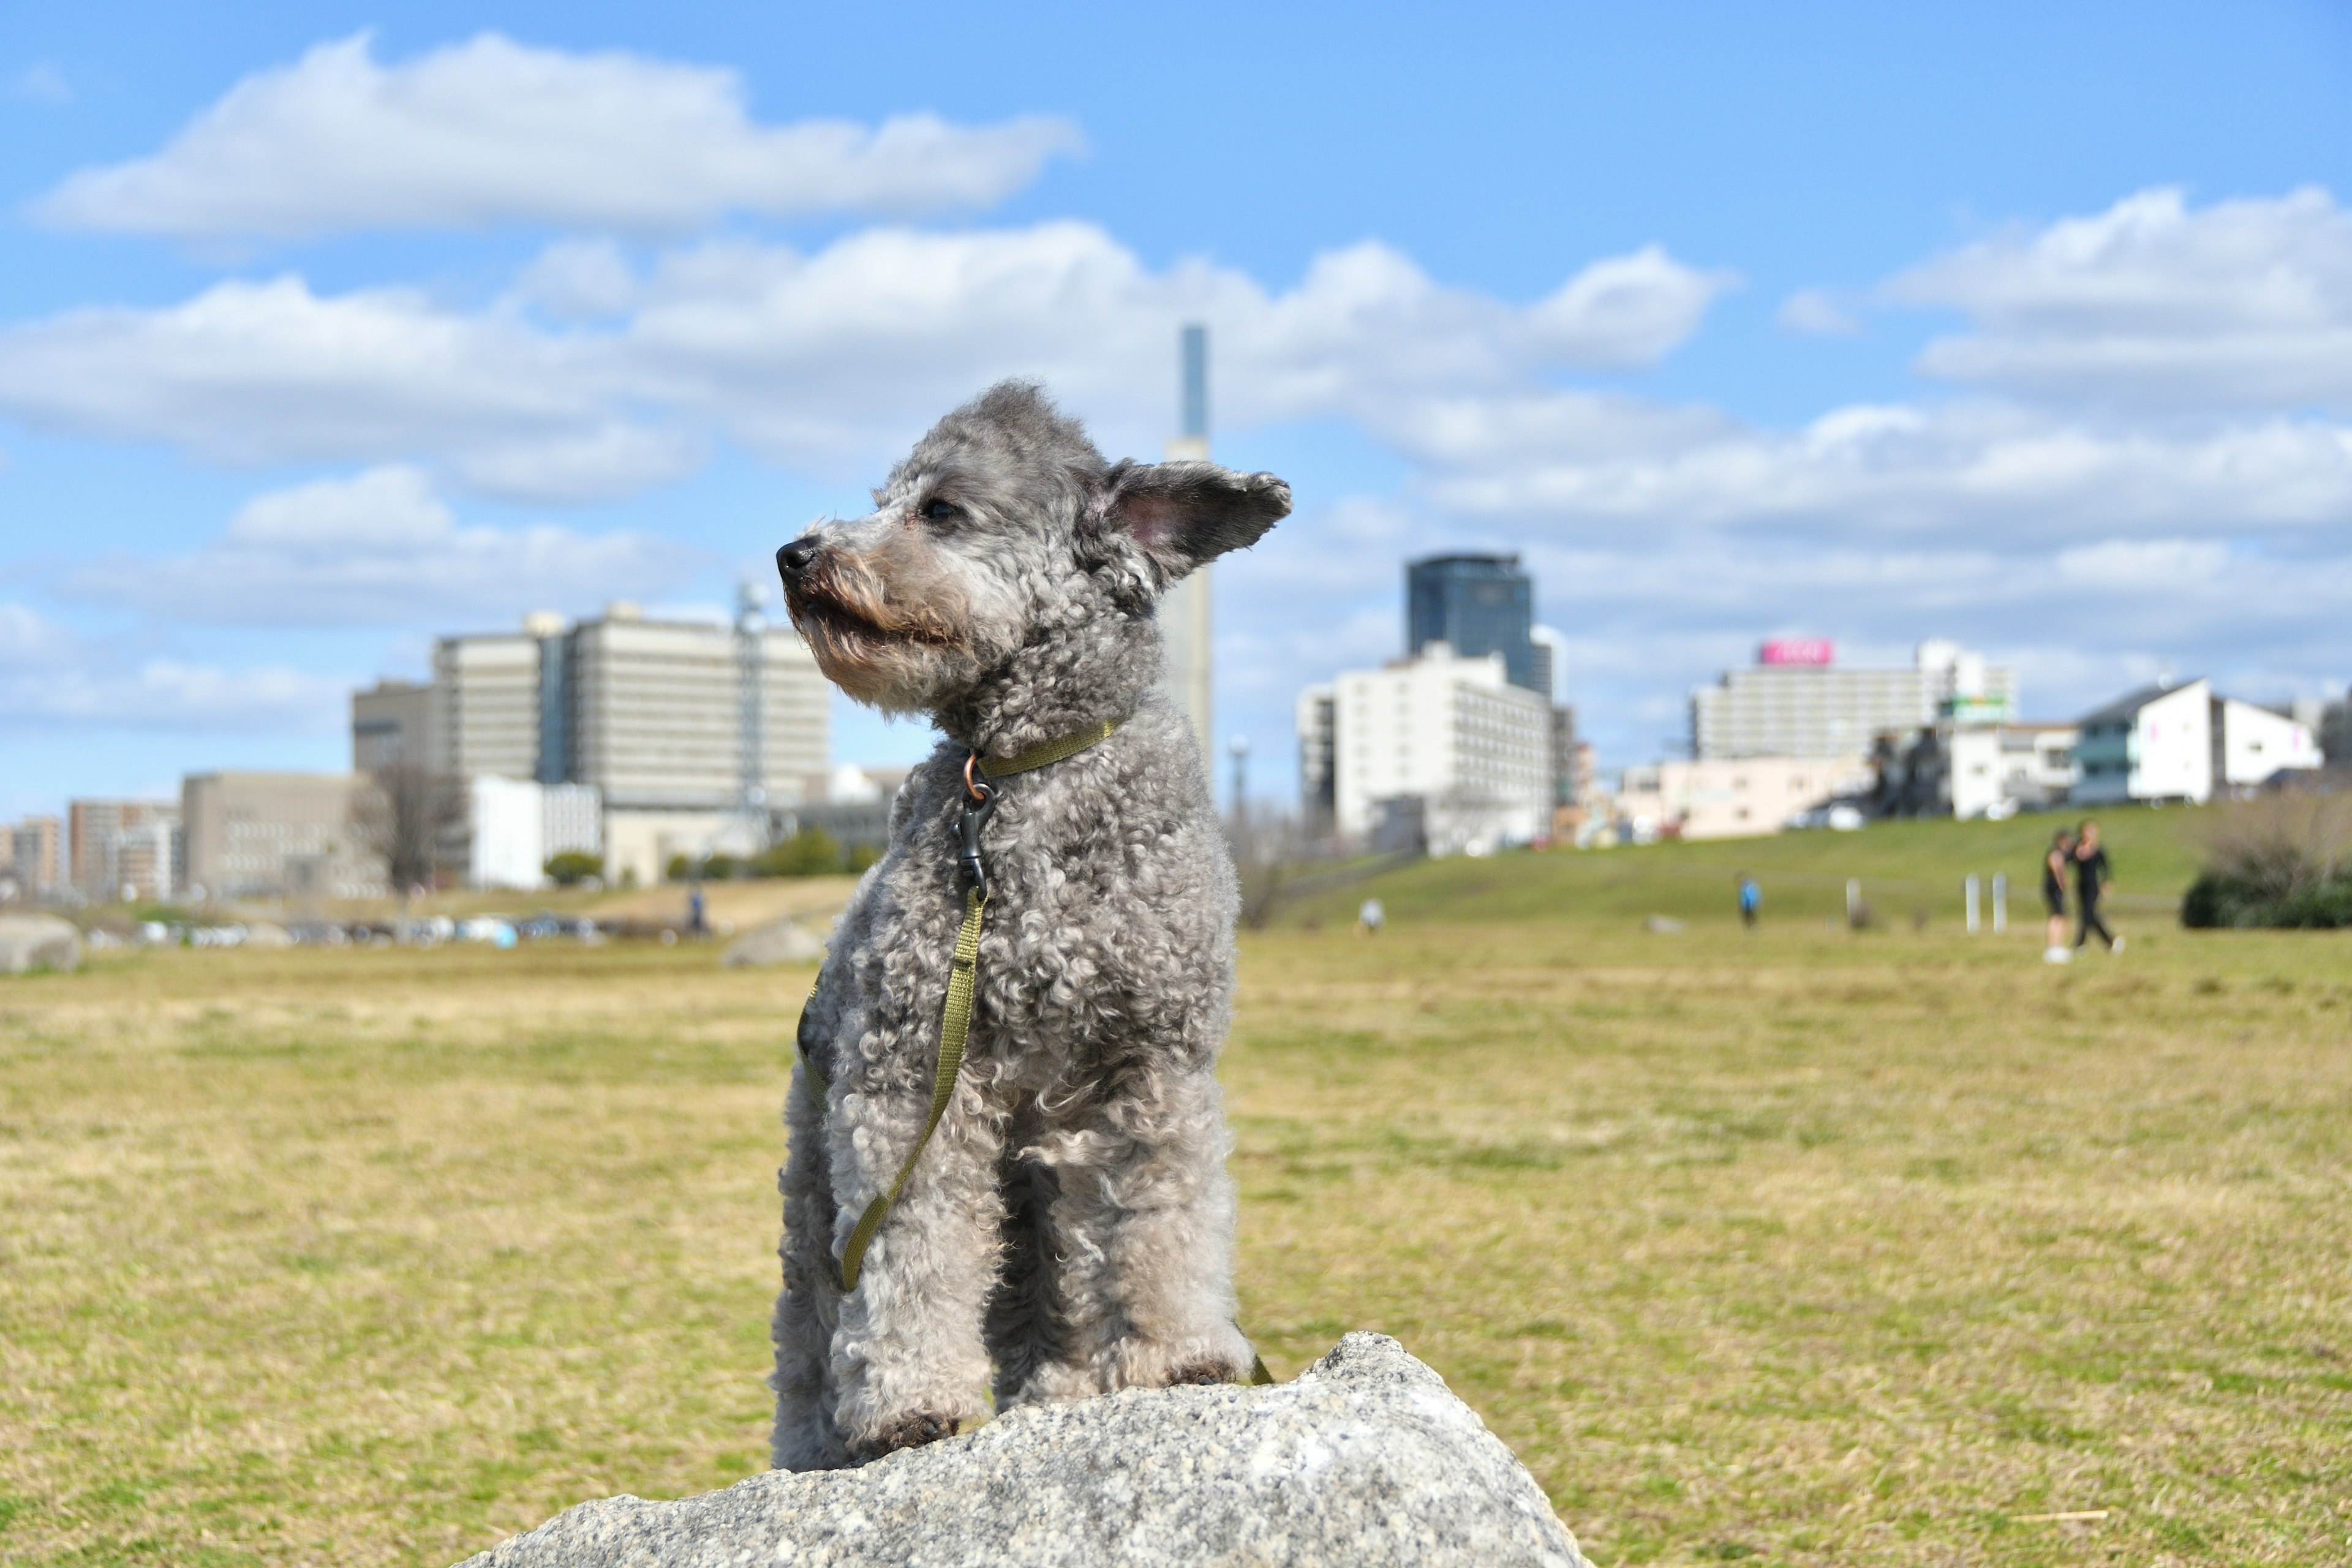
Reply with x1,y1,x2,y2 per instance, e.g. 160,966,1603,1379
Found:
797,715,1272,1386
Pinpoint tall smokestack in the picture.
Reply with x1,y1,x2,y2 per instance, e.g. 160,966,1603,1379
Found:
1158,324,1215,772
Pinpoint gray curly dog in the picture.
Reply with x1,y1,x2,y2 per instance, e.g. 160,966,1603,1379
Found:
768,381,1291,1469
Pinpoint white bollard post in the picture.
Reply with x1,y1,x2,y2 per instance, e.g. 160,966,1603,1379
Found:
1992,873,2008,933
1966,874,1981,933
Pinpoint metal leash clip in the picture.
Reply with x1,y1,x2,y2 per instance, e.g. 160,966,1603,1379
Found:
957,752,1000,898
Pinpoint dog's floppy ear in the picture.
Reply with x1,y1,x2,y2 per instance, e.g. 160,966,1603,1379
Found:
1091,459,1291,596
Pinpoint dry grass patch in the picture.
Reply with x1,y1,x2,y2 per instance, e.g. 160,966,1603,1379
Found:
1,917,2347,1566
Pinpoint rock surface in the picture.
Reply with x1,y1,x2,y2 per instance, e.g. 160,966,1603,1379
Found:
0,913,81,974
458,1333,1585,1568
720,916,827,968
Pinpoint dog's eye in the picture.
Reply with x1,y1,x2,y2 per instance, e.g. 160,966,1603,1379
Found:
921,499,962,524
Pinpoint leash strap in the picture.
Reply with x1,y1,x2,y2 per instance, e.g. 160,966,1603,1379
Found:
810,718,1124,1294
835,884,986,1291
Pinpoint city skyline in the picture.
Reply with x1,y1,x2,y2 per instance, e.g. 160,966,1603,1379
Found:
4,3,2351,817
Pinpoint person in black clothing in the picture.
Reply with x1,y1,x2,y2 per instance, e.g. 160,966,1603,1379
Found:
2041,827,2075,962
2072,820,2120,952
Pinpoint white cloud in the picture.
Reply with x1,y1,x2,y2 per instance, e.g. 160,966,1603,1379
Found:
0,276,698,501
33,32,1082,238
0,601,344,732
0,225,1732,493
1404,393,2352,541
6,62,72,105
1777,288,1860,336
58,466,704,627
1891,186,2352,409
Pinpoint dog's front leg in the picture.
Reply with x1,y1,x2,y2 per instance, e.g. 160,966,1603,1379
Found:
771,1044,852,1471
824,1072,1004,1461
1074,1059,1257,1392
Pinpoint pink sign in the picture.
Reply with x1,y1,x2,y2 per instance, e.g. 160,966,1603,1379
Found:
1760,638,1834,666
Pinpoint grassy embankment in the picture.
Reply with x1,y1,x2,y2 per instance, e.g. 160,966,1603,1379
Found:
4,806,2348,1567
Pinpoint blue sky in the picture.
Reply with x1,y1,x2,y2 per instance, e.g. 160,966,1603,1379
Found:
5,1,2351,816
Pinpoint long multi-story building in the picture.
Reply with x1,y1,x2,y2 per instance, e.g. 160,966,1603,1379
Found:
67,798,181,902
1319,641,1553,856
1692,639,2018,760
384,601,831,886
181,772,385,902
0,815,63,900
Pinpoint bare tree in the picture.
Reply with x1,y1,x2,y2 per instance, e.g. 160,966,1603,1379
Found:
353,764,462,895
2195,791,2352,903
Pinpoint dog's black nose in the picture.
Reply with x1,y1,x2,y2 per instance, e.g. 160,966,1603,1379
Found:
776,536,819,582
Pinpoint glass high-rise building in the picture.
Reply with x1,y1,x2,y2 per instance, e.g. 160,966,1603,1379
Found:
1406,554,1539,693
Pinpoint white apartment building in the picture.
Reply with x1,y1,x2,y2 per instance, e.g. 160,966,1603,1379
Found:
1693,639,2017,760
2214,697,2321,792
1327,643,1551,856
2074,681,2212,805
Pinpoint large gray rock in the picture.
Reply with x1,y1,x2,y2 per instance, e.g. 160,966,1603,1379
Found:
459,1333,1585,1568
720,916,826,968
0,913,81,974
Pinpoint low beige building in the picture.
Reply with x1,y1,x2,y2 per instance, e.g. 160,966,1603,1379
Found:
182,772,386,902
1613,756,1874,841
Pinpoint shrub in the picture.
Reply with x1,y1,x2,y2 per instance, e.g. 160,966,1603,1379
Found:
2182,794,2352,928
544,851,603,886
753,828,844,878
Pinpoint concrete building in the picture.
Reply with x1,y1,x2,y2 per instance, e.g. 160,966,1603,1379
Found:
1331,643,1551,856
417,603,830,886
67,798,182,902
181,772,386,902
432,631,541,782
2214,697,2321,793
352,679,438,772
1296,684,1336,830
2073,681,2213,805
1,816,63,900
1692,639,2017,761
1611,756,1875,841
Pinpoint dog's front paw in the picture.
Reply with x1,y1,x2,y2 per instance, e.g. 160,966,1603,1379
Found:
1166,1357,1243,1387
850,1411,960,1461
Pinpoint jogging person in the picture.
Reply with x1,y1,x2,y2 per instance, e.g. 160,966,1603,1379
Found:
2072,820,2121,952
1736,871,1761,930
2041,827,2075,963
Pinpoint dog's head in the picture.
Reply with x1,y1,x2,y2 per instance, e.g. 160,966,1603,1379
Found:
776,381,1289,713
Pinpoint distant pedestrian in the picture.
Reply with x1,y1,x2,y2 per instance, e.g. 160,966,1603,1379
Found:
687,883,709,938
2041,828,2076,963
1357,897,1385,936
1736,872,1760,930
2072,820,2120,953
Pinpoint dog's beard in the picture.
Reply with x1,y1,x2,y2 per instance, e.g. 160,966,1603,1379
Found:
786,556,973,711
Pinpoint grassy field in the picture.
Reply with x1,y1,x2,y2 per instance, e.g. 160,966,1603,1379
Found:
5,813,2350,1566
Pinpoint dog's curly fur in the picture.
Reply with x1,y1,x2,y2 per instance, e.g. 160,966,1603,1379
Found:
769,382,1291,1468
